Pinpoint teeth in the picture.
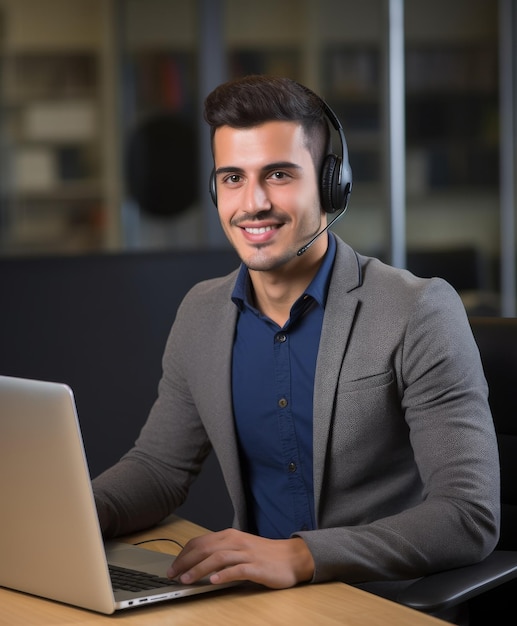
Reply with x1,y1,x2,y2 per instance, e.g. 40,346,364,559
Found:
245,226,274,234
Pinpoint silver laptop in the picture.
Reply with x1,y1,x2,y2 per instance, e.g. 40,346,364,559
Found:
0,374,237,614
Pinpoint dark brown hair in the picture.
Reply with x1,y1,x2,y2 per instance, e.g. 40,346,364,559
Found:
204,75,331,173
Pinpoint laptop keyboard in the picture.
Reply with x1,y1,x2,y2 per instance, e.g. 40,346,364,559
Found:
109,564,174,592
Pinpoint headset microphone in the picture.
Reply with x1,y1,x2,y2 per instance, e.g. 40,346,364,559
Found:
296,203,349,256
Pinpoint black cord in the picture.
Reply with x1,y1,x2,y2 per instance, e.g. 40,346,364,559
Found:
133,537,184,549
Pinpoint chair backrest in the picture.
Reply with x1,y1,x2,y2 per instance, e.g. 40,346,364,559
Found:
469,316,517,550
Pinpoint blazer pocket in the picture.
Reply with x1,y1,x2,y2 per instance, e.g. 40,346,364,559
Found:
337,370,393,393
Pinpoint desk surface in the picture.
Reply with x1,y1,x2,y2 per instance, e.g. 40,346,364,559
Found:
0,516,446,626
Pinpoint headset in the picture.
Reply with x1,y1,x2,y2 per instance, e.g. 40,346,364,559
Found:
208,88,353,215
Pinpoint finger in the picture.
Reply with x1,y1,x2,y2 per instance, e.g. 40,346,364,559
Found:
178,547,245,584
167,532,230,580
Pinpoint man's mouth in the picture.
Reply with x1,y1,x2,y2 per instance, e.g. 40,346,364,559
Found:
243,225,277,234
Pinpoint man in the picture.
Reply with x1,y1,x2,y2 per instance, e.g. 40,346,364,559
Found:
93,75,499,613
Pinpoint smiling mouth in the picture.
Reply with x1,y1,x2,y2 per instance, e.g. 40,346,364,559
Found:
243,225,278,234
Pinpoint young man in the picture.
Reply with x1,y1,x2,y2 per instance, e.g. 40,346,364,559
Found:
93,75,499,612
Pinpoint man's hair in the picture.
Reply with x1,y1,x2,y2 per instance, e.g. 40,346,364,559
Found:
204,74,331,173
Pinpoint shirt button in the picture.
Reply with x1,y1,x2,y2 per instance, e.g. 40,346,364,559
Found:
278,397,288,408
275,333,287,343
288,462,297,473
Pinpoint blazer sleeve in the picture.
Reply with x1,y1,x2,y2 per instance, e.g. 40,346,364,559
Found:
92,320,212,537
296,269,500,585
93,274,238,538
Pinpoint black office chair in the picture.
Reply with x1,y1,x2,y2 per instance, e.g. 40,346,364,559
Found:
396,317,517,624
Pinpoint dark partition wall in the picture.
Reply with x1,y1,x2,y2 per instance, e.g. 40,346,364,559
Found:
0,249,239,530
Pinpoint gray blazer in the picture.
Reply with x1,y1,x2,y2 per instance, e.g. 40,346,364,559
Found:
94,236,500,586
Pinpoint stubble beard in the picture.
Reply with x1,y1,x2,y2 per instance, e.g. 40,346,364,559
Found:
243,243,301,272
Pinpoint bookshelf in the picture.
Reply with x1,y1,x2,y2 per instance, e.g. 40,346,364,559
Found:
0,0,111,255
405,43,499,194
0,51,104,253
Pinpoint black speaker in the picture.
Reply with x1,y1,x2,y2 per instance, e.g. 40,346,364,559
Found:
209,94,352,214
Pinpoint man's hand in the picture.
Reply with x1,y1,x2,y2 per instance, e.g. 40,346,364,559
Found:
167,528,315,589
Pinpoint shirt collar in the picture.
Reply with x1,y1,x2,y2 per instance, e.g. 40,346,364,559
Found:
231,231,337,311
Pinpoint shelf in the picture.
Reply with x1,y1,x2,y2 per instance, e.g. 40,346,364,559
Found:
126,50,197,116
322,45,380,98
0,47,105,254
2,52,98,101
12,181,103,202
405,44,498,94
230,48,302,81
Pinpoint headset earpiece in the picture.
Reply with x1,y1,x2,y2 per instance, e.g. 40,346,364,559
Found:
209,169,217,206
318,100,353,214
320,154,339,214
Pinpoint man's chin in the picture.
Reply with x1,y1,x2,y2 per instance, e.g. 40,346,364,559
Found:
241,248,300,273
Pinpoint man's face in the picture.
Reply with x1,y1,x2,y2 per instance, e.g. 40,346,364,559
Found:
212,121,325,272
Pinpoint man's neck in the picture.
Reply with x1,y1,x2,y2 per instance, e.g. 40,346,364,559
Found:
248,258,321,327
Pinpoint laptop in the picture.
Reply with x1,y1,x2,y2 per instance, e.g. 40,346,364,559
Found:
0,374,237,614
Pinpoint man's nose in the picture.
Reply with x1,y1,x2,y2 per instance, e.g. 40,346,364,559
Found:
244,178,271,212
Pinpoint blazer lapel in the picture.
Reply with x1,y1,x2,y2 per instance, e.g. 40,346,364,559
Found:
201,281,249,528
312,240,362,519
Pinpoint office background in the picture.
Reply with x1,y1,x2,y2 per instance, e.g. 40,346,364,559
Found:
0,0,515,316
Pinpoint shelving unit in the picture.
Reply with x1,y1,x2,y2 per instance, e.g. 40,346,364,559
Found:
0,0,111,255
405,43,499,194
0,52,104,252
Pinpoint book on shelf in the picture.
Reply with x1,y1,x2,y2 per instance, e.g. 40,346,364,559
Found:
22,100,97,142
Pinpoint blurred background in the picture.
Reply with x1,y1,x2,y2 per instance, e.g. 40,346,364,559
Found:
0,0,515,315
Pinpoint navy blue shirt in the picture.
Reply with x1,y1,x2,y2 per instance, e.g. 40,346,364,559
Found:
231,234,337,539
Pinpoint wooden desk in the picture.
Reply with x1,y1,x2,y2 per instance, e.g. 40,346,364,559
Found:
0,516,446,626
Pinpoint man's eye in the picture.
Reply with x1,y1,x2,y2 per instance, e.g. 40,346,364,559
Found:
271,171,287,180
225,174,241,184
